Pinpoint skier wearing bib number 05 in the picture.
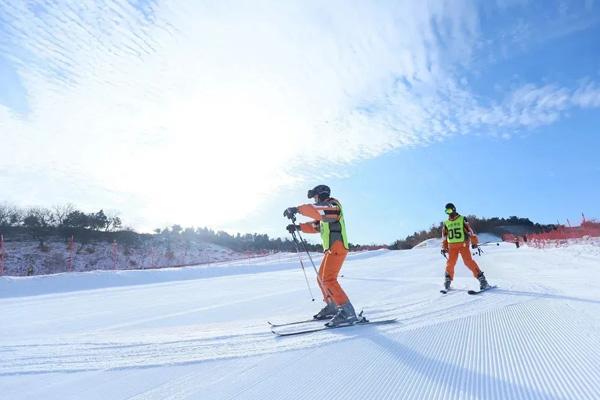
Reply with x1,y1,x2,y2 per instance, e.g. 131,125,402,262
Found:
441,203,490,291
283,185,361,327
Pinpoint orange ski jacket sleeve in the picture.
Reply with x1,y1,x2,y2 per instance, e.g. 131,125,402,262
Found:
442,238,449,251
464,220,478,245
297,203,341,223
299,221,319,234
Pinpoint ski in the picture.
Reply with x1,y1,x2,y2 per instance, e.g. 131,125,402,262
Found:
268,309,370,328
441,288,467,295
271,318,397,337
267,318,321,328
440,288,461,294
468,285,497,295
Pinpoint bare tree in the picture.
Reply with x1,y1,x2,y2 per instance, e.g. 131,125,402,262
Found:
104,209,123,232
0,204,21,227
0,204,11,226
52,203,76,226
23,207,55,249
33,207,56,226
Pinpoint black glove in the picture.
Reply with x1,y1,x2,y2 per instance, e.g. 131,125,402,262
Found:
471,243,478,249
283,207,298,219
286,224,299,233
441,249,448,257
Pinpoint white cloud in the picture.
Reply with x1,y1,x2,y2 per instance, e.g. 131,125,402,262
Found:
461,82,600,130
0,0,598,231
572,82,600,108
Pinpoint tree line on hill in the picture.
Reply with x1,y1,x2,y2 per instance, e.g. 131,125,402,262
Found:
1,203,561,253
389,215,558,250
0,203,322,253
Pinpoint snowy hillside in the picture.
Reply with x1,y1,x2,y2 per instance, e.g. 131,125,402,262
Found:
477,232,502,243
0,238,241,276
1,244,600,399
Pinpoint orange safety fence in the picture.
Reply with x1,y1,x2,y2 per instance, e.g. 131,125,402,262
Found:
505,218,600,248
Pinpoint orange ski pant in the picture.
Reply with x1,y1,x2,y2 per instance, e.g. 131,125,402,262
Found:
318,240,349,306
446,242,481,280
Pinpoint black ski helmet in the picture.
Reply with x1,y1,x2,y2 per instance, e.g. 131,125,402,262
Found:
307,184,331,200
445,203,456,214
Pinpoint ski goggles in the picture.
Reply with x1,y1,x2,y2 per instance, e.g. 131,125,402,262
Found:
307,188,326,198
445,208,454,215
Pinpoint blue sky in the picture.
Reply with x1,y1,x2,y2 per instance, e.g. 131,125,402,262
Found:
0,0,599,244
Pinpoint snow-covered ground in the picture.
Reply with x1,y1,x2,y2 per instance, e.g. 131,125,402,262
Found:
0,237,241,276
1,244,600,399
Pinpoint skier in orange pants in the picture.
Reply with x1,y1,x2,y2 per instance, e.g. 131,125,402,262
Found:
284,185,360,327
316,241,349,306
441,203,490,291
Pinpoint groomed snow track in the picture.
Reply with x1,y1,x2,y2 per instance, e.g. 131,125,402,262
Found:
1,245,600,399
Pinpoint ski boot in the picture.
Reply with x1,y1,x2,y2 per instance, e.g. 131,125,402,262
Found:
313,302,337,320
444,272,452,291
477,272,490,290
325,302,359,327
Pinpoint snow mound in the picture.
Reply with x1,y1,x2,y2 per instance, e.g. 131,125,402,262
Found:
412,238,442,249
478,232,502,243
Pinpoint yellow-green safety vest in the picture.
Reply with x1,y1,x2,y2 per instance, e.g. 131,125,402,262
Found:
320,199,349,251
444,215,466,244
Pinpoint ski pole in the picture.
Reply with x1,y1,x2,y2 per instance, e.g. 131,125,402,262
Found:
295,231,330,302
289,230,315,301
290,228,325,288
479,241,500,247
289,215,327,300
291,216,319,276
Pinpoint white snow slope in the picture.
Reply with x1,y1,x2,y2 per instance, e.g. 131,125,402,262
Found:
1,244,600,400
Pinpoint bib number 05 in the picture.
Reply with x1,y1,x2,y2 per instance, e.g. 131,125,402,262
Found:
448,227,462,240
